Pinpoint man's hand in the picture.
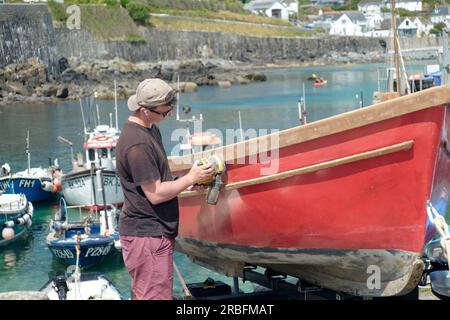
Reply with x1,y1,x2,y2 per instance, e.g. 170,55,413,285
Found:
186,162,214,185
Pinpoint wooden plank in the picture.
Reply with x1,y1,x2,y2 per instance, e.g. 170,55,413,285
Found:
179,140,414,198
169,86,450,172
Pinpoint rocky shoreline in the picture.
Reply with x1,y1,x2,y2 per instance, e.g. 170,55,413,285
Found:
0,51,386,106
0,57,270,106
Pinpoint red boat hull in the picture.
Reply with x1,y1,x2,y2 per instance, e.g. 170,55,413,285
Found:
170,87,450,297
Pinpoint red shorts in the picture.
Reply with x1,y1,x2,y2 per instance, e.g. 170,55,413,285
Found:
120,235,175,300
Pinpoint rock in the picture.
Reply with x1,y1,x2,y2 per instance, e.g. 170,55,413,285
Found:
245,73,267,82
36,84,58,97
58,57,70,73
234,76,251,85
7,82,30,96
217,81,232,88
56,87,69,99
181,82,198,93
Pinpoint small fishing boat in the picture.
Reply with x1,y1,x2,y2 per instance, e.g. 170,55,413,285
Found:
40,271,123,300
0,132,62,202
46,197,121,269
0,193,33,246
61,124,123,208
313,79,327,86
61,86,123,208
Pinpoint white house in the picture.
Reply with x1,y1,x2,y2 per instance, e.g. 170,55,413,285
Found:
365,12,384,29
282,0,298,19
358,0,384,14
329,12,368,36
431,6,450,25
244,0,295,21
397,17,418,36
386,0,422,12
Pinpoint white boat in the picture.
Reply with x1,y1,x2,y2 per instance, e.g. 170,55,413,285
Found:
0,193,33,246
61,125,124,208
40,272,123,300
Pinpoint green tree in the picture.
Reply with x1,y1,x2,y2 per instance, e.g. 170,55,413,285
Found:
430,22,447,35
126,2,149,25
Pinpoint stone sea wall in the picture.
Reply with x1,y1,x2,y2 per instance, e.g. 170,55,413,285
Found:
0,4,59,74
55,27,386,65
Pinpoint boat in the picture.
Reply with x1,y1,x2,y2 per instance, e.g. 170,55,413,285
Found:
46,197,121,269
0,193,33,246
61,86,123,208
61,124,123,208
313,79,327,86
169,86,450,298
40,271,123,300
0,132,62,203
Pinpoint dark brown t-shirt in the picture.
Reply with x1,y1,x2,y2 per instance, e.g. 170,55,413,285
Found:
116,120,179,238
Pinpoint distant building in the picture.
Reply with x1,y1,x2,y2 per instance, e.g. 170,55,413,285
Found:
310,0,346,6
386,0,422,12
365,12,384,29
358,0,384,14
329,12,368,36
244,0,298,21
431,6,450,25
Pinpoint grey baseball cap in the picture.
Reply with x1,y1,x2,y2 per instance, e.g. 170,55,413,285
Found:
127,78,178,111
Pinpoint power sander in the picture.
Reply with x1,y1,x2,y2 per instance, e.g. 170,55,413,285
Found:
196,155,226,205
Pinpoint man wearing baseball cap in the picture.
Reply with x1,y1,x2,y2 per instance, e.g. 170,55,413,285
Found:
116,78,213,300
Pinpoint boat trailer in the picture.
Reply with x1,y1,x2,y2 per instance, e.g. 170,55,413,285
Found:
182,265,363,300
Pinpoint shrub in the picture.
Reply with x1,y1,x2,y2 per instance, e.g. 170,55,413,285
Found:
126,2,149,25
48,1,69,22
105,0,118,6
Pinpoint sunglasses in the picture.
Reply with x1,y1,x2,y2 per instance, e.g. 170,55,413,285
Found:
146,102,175,117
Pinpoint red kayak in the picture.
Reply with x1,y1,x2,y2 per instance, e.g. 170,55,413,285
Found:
169,86,450,297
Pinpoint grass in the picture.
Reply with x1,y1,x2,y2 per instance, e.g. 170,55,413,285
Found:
79,5,143,40
150,16,312,38
48,1,69,22
150,8,295,27
127,32,146,43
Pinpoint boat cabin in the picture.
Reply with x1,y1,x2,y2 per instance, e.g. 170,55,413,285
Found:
77,125,119,171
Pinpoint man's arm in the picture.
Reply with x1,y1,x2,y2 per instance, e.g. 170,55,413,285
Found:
141,163,213,205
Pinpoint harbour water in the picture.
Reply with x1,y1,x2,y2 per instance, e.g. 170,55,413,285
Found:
0,61,434,298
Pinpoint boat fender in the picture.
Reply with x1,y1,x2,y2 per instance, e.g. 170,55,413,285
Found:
55,198,67,222
41,181,55,193
1,163,11,176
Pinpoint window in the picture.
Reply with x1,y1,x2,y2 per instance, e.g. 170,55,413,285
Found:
100,148,108,158
271,9,282,19
88,149,96,162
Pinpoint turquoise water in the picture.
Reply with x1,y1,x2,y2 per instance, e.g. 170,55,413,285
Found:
0,61,433,298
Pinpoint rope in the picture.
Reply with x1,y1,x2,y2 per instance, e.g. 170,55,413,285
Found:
173,261,193,299
426,201,450,278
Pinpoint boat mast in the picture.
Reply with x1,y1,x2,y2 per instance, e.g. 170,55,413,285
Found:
26,130,30,174
114,80,119,131
391,0,401,96
176,73,180,121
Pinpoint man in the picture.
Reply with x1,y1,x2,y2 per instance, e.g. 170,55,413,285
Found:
116,78,213,300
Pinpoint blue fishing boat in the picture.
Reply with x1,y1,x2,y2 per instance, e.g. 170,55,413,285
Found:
46,198,120,269
0,131,62,202
0,193,33,246
0,166,62,203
